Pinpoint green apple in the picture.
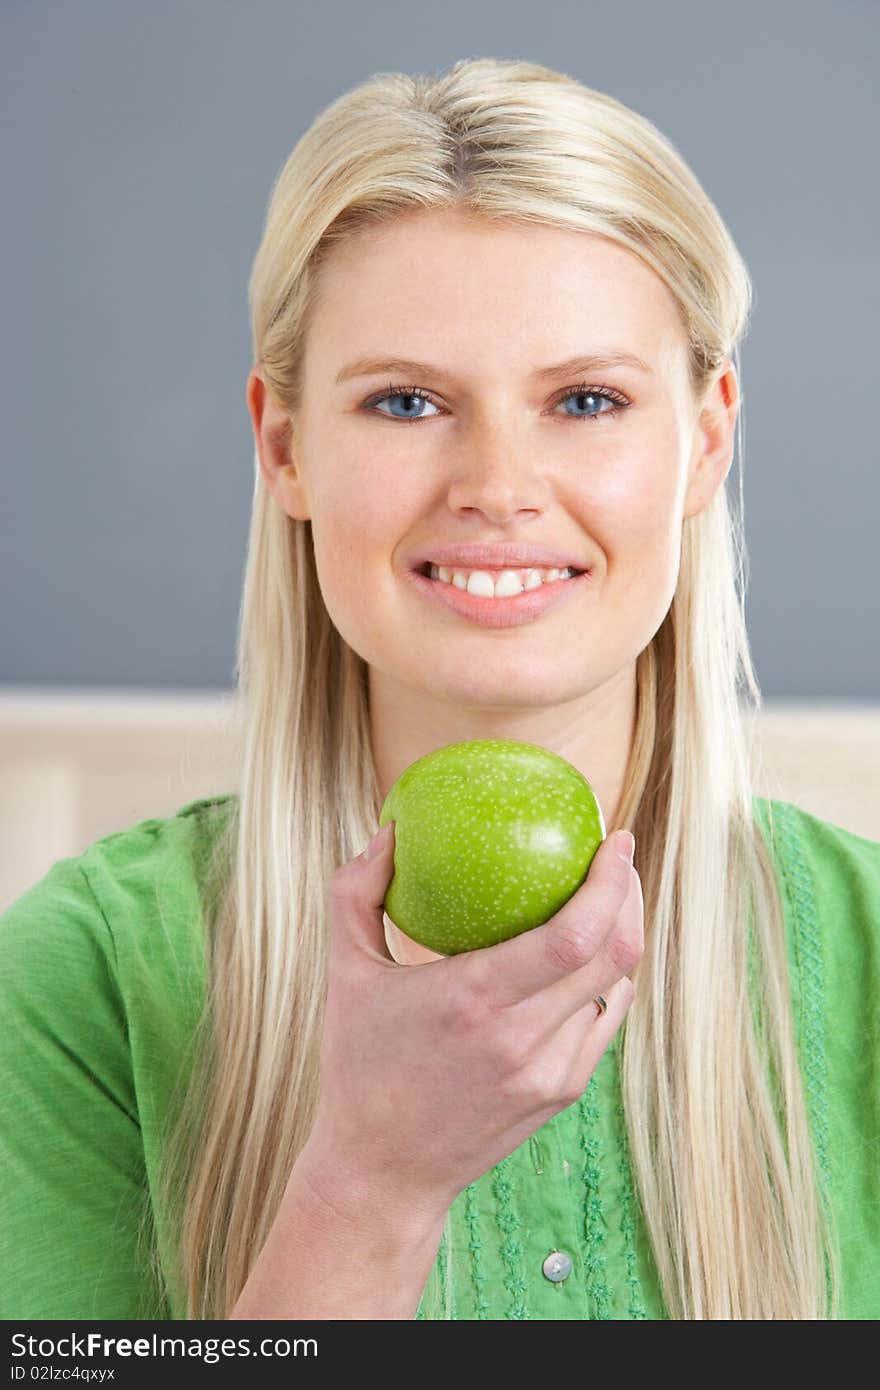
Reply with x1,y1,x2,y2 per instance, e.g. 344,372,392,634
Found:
378,739,606,956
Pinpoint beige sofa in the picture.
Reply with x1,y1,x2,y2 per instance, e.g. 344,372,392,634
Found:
1,689,877,914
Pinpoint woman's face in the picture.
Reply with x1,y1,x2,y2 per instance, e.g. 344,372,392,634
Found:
249,207,736,718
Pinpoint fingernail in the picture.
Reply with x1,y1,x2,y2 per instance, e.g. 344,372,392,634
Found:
615,830,635,864
362,822,392,861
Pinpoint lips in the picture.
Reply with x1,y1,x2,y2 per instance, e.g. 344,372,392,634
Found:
405,562,590,629
411,543,589,573
416,561,586,578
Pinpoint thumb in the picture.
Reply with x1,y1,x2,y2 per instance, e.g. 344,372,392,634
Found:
329,820,397,963
360,818,395,867
582,828,635,902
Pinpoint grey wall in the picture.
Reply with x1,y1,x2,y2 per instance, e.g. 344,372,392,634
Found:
2,0,877,697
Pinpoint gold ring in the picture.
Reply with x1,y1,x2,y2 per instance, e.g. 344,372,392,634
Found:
594,994,608,1017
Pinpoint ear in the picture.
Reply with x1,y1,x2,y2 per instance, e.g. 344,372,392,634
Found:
246,365,311,521
682,360,740,520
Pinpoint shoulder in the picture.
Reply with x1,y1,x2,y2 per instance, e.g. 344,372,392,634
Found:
0,793,238,1003
752,794,880,936
0,795,235,1321
752,792,879,863
752,802,880,1317
751,793,879,999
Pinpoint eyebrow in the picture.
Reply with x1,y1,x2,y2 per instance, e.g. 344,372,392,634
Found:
335,350,654,386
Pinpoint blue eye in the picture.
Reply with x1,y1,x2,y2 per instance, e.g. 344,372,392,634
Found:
368,387,441,420
552,387,626,420
362,380,631,423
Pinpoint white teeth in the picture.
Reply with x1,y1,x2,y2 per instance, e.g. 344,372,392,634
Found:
429,564,577,596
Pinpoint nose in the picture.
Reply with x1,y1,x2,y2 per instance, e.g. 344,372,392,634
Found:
445,424,551,523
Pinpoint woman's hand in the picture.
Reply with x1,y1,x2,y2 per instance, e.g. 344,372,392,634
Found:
299,822,643,1221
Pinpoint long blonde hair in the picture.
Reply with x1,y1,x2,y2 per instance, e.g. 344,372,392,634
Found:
152,57,840,1319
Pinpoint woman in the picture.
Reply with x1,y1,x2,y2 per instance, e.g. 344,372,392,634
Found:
2,57,878,1321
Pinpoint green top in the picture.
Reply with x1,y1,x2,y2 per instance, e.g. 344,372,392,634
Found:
1,794,878,1320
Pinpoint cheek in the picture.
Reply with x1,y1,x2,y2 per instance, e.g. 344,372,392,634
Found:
592,441,685,620
309,549,379,663
585,446,680,556
311,460,390,574
611,420,686,545
316,446,419,550
615,503,683,639
307,479,404,655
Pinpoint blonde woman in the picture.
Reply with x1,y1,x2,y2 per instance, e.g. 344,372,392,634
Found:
2,57,878,1322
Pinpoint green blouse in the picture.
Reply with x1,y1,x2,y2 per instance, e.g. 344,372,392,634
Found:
0,794,877,1320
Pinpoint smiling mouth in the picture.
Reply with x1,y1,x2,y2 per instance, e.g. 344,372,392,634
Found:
415,561,586,590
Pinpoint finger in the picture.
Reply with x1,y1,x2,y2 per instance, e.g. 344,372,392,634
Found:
521,976,635,1128
471,830,636,1007
328,820,398,966
522,863,643,1037
572,973,635,1074
551,974,635,1095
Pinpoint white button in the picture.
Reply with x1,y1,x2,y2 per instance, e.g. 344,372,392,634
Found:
542,1250,573,1283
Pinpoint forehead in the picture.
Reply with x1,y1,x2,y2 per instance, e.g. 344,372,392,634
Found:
306,208,689,379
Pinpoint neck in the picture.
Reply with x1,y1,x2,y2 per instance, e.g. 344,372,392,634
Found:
368,661,637,838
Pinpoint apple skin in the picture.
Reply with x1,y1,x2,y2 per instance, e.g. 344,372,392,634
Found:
378,739,606,956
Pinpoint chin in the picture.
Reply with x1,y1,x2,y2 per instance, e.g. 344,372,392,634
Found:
420,666,578,715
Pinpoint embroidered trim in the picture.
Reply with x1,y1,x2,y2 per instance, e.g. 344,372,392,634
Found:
772,800,832,1212
492,1155,529,1319
463,1182,491,1319
415,1220,454,1320
577,1076,614,1318
435,1221,453,1319
613,1067,649,1319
